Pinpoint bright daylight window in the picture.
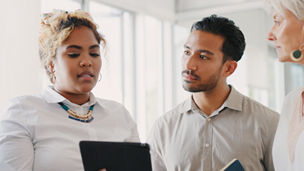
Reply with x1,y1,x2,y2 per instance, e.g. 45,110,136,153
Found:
89,1,124,104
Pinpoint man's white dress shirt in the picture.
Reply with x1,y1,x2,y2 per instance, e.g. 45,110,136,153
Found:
0,86,139,171
148,87,279,171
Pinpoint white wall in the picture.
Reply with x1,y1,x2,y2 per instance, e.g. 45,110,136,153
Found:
0,0,43,113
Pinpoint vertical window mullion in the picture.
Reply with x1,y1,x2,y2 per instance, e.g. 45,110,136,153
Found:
120,13,125,105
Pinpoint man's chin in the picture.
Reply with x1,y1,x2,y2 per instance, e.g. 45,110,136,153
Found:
183,85,202,93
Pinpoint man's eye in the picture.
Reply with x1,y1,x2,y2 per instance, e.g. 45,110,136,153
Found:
90,53,100,57
200,55,208,59
68,53,80,58
184,50,191,55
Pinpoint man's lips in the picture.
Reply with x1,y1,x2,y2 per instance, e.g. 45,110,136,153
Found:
183,74,198,81
181,70,199,81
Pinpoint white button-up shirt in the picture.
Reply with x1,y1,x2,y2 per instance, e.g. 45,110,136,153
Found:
273,87,304,171
148,87,279,171
0,86,139,171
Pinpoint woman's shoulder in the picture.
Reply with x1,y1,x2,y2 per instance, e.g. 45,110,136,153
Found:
3,95,45,117
95,98,125,108
280,87,304,118
285,87,304,100
95,98,130,115
94,98,135,123
8,95,45,107
282,87,304,109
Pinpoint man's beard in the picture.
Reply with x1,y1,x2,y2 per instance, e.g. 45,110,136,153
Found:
182,71,220,92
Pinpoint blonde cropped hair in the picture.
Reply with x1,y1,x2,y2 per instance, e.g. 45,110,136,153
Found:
39,9,105,79
266,0,304,20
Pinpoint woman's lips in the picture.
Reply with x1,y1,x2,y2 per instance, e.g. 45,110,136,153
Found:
77,72,94,81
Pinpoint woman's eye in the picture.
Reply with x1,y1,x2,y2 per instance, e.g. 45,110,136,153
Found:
68,53,80,58
90,53,100,57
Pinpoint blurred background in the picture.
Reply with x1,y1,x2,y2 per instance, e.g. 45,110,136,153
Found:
1,0,304,142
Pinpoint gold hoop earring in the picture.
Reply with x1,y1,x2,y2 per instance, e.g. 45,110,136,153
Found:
98,72,102,82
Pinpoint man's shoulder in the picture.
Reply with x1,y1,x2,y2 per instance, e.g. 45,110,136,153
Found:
239,93,279,123
154,99,189,127
229,87,279,117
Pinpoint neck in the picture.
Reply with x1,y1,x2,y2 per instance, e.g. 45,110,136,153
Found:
192,83,231,116
54,88,90,105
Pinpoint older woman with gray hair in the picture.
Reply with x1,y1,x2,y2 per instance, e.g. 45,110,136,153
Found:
267,0,304,170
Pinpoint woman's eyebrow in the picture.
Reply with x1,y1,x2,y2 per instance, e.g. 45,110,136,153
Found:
66,45,82,49
89,44,100,49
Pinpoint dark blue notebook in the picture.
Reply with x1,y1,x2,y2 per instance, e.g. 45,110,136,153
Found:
220,159,245,171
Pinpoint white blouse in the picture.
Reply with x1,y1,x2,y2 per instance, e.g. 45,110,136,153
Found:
273,87,304,171
0,86,139,171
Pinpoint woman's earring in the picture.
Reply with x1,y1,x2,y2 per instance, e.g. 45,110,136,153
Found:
98,72,102,82
48,63,56,83
291,45,304,62
50,70,56,83
290,49,303,62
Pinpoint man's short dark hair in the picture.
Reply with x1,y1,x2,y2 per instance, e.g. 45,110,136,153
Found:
191,14,246,62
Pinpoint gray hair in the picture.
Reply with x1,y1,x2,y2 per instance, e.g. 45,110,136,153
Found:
266,0,304,20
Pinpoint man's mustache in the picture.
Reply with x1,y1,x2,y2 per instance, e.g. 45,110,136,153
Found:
181,70,200,80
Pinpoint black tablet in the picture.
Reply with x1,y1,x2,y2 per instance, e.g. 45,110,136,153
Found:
79,141,152,171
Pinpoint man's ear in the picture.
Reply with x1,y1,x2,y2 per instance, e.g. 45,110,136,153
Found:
223,60,237,77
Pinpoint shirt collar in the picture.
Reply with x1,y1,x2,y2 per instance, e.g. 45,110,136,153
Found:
182,85,243,113
183,97,192,113
225,86,243,112
42,86,97,106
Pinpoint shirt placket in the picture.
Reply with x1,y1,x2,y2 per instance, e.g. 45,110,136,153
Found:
74,106,98,141
203,116,213,171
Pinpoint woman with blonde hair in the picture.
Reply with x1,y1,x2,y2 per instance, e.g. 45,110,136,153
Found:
0,9,139,171
267,0,304,170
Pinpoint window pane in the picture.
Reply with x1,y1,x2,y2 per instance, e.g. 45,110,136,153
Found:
135,14,165,141
90,2,124,104
173,25,190,105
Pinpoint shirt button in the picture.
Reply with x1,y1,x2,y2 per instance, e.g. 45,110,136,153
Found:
207,118,211,122
205,143,210,147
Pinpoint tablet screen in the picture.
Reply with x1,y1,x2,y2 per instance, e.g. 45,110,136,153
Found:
79,141,152,171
